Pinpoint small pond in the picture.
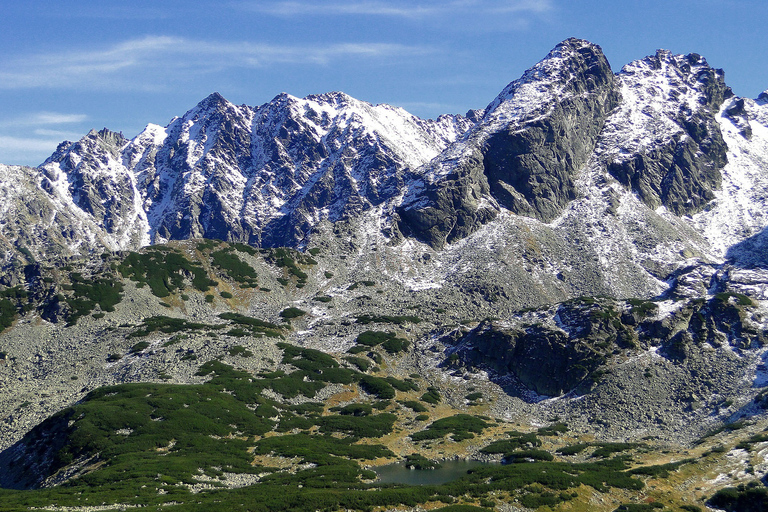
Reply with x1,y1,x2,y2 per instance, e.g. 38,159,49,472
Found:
374,460,499,486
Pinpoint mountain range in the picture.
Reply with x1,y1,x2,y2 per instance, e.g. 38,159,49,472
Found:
1,38,768,511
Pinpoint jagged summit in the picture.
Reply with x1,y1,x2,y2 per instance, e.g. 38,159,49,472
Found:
0,38,766,303
483,38,610,120
397,37,619,246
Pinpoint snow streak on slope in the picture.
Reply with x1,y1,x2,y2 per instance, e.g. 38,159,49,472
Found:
690,98,768,258
6,92,472,252
420,39,599,185
598,50,722,162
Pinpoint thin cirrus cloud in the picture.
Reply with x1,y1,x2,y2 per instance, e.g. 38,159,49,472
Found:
20,113,88,126
0,135,66,153
0,36,434,91
236,0,553,17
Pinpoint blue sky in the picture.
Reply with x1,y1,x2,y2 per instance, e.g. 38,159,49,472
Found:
1,0,766,166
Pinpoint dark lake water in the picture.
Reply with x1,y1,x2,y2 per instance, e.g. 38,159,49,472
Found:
374,460,498,486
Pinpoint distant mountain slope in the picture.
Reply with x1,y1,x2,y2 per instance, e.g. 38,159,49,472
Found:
0,38,766,304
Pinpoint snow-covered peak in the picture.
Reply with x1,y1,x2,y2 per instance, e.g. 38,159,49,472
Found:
418,38,613,184
599,50,728,160
483,38,608,125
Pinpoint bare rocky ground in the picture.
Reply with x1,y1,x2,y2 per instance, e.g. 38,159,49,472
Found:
1,232,767,456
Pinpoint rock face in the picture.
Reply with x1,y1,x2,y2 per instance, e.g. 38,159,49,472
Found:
483,39,619,221
398,38,620,247
120,91,472,248
9,91,471,260
450,293,765,397
0,38,766,277
600,51,730,215
42,129,148,245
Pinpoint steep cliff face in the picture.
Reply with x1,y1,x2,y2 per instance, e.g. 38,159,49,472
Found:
40,129,150,248
600,51,731,215
397,38,620,248
450,293,765,398
44,92,472,250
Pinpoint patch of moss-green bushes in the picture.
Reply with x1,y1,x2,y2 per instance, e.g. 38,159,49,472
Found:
356,314,421,325
130,316,218,337
280,307,306,319
210,249,259,287
119,248,213,297
421,386,442,405
64,272,124,325
411,414,490,442
219,312,283,338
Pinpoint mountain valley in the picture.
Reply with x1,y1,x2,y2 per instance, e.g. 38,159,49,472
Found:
0,38,767,511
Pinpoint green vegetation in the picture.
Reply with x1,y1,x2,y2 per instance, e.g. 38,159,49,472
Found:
64,272,124,325
228,345,253,357
0,286,28,330
353,330,410,353
714,292,755,307
118,248,213,297
356,313,421,325
627,298,660,317
709,481,768,512
481,432,542,458
316,413,397,438
465,392,483,404
280,307,306,319
421,386,442,405
262,247,316,287
129,341,150,353
538,422,568,436
332,403,373,416
401,400,428,413
504,449,554,462
219,290,233,298
359,375,396,399
130,316,218,338
411,414,490,442
0,298,17,330
614,504,665,512
0,324,707,512
558,443,591,455
210,248,259,287
344,356,372,372
405,453,441,470
218,312,283,338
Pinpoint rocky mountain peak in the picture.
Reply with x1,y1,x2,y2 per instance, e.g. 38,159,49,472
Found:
599,49,730,215
484,38,612,121
397,38,619,247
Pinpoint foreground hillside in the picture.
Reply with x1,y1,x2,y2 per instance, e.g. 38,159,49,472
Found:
1,37,768,511
0,240,765,511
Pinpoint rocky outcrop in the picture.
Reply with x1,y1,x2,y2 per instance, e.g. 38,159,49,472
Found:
451,299,635,396
601,51,730,215
398,38,620,248
483,39,620,221
450,293,765,397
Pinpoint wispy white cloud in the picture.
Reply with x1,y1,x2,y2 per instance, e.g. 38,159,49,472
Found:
0,36,433,91
235,0,553,17
0,135,64,152
0,112,89,132
17,112,88,126
33,128,86,138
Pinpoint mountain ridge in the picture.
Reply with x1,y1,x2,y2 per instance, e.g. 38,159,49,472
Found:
1,38,768,510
